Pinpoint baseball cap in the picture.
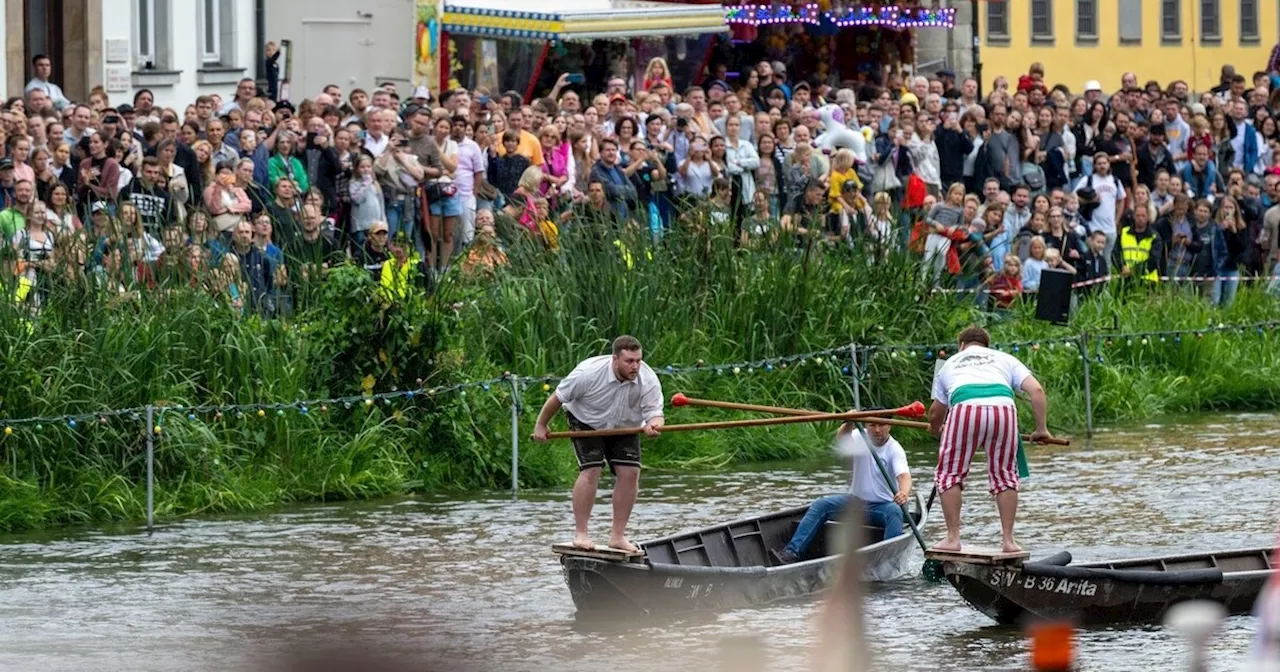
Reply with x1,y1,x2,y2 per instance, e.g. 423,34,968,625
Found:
0,158,12,170
900,92,920,108
1084,80,1102,93
370,221,389,234
1190,102,1207,116
937,68,956,79
91,201,109,213
412,85,431,100
116,103,135,115
793,81,811,92
706,79,730,92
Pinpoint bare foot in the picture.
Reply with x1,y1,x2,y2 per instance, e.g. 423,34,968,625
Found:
572,534,595,550
929,538,962,552
608,537,639,553
1001,539,1023,554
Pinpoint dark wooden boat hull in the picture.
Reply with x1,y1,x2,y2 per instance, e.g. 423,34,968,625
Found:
562,493,926,617
944,546,1276,626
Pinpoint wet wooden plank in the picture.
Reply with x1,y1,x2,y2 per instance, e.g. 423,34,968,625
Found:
925,546,1030,566
552,543,646,563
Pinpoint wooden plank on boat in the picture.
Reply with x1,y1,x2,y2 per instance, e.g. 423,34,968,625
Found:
925,546,1030,566
552,543,645,563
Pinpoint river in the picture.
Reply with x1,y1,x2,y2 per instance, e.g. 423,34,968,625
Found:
1,413,1277,671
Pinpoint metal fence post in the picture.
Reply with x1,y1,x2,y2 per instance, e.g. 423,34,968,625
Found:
1078,334,1094,439
510,378,521,500
145,405,155,533
849,343,862,410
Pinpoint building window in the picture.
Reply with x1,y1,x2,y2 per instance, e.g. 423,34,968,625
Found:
199,0,236,67
201,0,221,63
1161,0,1181,43
1117,0,1142,43
136,0,155,66
1075,0,1098,43
1239,0,1259,44
986,2,1009,43
135,0,171,69
1031,0,1054,43
1200,0,1221,43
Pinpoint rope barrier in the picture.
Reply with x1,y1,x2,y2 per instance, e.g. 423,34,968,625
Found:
2,320,1278,433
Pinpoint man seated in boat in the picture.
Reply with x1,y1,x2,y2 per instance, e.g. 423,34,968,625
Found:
774,413,911,564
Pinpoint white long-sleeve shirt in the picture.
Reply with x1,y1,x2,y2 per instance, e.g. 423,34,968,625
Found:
724,137,760,205
555,355,664,429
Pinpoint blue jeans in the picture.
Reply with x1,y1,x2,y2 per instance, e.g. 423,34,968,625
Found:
783,494,904,557
1213,270,1239,307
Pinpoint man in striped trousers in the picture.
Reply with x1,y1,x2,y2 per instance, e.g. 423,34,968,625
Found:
927,326,1052,554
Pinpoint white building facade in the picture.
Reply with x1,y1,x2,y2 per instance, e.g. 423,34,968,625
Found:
3,0,260,110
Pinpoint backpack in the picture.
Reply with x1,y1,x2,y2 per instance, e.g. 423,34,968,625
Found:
1021,161,1046,195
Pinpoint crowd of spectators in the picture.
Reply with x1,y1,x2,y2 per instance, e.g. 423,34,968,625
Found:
5,43,1280,317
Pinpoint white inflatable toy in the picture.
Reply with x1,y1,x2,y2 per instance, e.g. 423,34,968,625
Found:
813,104,869,164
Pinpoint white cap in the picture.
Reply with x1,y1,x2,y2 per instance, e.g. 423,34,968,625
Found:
413,85,431,100
1084,80,1102,93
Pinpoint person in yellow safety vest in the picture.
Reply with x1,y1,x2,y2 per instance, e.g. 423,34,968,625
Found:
1115,205,1163,282
378,233,422,302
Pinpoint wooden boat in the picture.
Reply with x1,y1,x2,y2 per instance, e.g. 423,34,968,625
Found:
559,492,926,617
942,546,1277,626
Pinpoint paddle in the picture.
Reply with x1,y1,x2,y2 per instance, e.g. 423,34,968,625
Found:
543,401,926,439
849,419,945,582
670,394,1070,445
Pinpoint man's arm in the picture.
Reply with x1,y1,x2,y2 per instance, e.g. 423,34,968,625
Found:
895,471,912,506
927,400,947,436
531,393,563,442
1020,375,1052,441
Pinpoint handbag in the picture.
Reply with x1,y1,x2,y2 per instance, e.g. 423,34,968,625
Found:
425,180,457,201
870,149,902,193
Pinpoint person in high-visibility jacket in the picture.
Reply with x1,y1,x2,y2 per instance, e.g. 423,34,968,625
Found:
1114,205,1163,282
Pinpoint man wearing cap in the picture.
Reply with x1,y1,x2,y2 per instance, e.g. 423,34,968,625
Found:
706,79,730,105
1083,80,1104,105
412,86,432,108
0,159,15,210
771,61,792,99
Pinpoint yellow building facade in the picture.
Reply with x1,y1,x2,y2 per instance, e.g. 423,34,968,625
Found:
979,0,1279,93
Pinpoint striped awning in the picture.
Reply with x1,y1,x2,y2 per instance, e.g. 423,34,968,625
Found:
442,0,729,42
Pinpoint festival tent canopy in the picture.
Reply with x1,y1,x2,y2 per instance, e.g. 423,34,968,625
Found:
441,0,730,41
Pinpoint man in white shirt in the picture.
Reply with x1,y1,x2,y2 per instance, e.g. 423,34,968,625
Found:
362,109,391,158
1074,153,1126,262
774,416,911,564
927,326,1051,555
24,54,70,110
533,336,665,553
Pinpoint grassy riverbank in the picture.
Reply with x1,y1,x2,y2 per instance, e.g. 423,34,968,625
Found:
4,221,1280,532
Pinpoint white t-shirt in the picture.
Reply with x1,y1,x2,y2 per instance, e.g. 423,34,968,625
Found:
555,355,664,429
1074,173,1125,235
835,430,908,504
931,345,1032,408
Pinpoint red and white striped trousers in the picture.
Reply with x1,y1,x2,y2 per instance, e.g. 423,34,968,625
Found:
934,402,1020,495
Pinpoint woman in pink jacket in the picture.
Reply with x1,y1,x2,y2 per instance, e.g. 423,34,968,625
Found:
203,164,253,236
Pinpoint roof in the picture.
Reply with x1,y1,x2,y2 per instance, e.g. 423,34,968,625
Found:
442,0,729,42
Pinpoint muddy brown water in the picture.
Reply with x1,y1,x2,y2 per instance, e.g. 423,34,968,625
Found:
1,414,1277,671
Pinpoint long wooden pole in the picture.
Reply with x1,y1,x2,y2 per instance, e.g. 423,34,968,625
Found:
543,402,925,440
671,394,1071,446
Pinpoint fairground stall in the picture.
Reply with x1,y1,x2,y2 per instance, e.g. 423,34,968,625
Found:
708,0,956,87
417,0,730,100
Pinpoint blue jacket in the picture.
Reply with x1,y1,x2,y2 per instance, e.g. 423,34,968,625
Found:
589,160,636,220
1187,221,1230,275
1180,161,1222,199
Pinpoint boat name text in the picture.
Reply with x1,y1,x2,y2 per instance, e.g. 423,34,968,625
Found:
988,569,1098,596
